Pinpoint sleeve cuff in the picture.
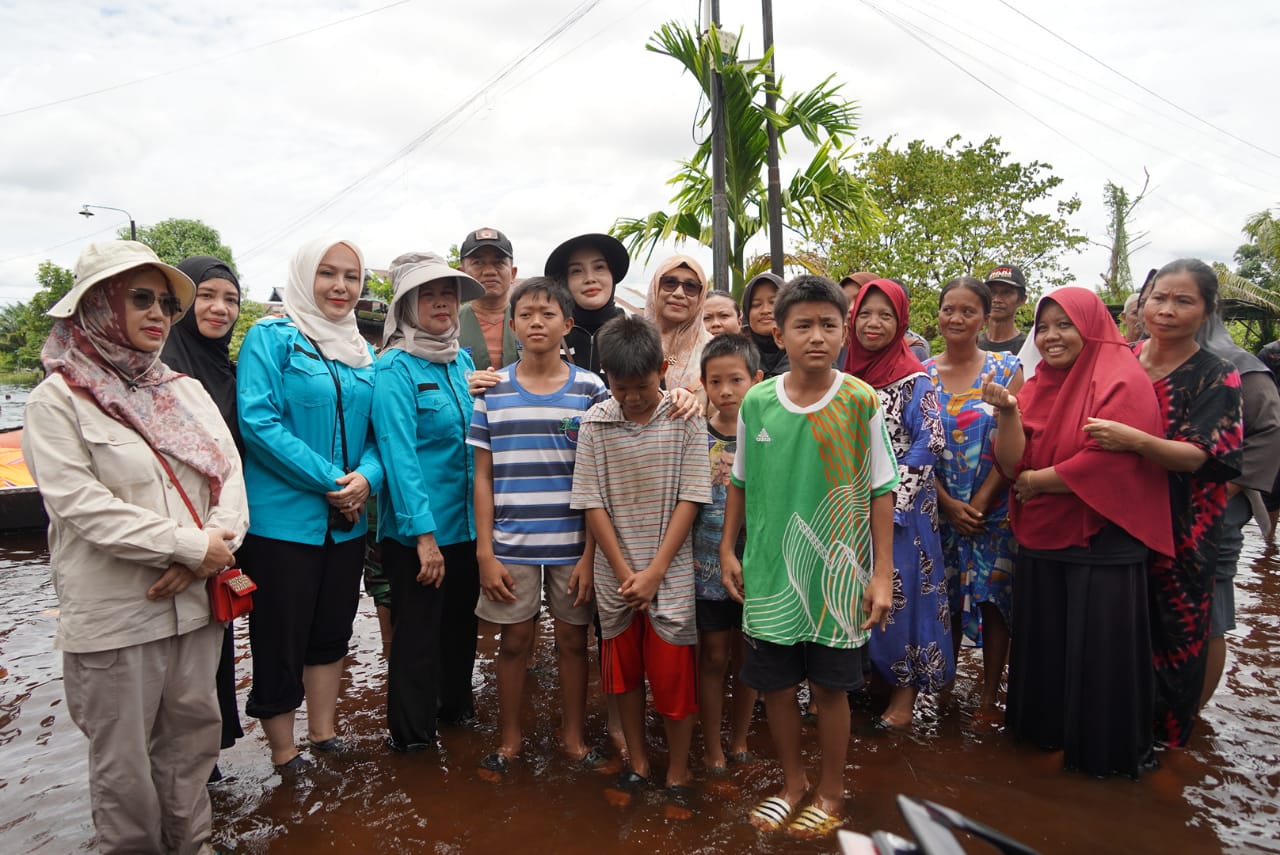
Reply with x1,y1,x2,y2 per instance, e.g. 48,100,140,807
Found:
175,526,209,570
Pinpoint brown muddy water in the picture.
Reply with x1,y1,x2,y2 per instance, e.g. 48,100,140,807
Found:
1,528,1277,854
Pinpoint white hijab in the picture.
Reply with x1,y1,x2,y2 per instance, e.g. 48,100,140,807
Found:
283,237,372,368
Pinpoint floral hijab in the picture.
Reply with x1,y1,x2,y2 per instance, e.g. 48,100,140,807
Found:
41,273,231,502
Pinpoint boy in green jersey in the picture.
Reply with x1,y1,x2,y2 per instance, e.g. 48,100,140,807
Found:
720,275,897,839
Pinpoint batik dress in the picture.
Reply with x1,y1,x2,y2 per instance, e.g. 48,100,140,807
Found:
868,373,956,692
1140,344,1242,746
925,351,1019,645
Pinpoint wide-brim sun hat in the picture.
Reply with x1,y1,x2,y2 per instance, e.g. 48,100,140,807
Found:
544,233,631,283
389,252,485,302
49,240,196,319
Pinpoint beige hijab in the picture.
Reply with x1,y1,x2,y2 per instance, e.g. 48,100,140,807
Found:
644,255,711,392
283,237,372,367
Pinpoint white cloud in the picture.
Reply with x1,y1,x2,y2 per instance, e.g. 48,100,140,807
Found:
0,0,1276,308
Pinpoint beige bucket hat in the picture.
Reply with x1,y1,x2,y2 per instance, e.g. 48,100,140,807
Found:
48,240,197,319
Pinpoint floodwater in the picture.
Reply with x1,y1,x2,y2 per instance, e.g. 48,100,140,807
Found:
0,360,1276,855
2,524,1277,855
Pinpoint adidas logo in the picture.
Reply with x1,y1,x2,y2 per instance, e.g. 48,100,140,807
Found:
755,428,772,443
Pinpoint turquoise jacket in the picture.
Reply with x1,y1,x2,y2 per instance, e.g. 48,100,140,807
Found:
237,317,384,546
372,347,476,548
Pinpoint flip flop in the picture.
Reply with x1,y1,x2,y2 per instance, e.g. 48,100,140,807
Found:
787,804,844,839
748,795,798,832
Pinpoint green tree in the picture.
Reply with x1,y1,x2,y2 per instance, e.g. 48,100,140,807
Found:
0,261,76,371
612,21,879,294
815,135,1087,342
1217,207,1280,351
119,218,235,269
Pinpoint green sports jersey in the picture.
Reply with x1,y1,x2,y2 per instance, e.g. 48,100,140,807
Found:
731,372,899,649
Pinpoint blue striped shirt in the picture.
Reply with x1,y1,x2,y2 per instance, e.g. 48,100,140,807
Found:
467,363,610,564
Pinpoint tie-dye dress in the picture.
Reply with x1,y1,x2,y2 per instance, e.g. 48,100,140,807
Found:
924,351,1019,646
1139,344,1243,746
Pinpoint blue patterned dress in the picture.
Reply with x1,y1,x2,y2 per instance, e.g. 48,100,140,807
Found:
924,351,1019,646
868,374,956,691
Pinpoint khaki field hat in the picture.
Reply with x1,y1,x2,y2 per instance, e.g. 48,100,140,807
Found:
389,252,485,302
49,241,197,319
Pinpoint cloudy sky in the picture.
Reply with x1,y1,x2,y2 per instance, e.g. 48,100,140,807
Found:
1,0,1276,306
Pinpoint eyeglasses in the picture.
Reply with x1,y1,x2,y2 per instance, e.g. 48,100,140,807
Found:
658,276,703,298
127,288,183,318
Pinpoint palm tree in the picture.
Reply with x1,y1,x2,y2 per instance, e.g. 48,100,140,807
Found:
611,21,880,295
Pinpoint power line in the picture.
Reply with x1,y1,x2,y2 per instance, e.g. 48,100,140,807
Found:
878,3,1276,196
238,0,606,260
857,0,1237,239
0,223,120,268
0,0,412,120
994,0,1280,162
896,0,1280,184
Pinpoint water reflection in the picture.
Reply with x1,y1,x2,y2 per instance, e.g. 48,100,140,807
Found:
1,528,1277,853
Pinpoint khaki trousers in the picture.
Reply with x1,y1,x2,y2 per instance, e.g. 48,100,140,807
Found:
63,621,223,855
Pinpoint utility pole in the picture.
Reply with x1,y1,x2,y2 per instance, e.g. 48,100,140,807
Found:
762,0,783,276
708,0,731,292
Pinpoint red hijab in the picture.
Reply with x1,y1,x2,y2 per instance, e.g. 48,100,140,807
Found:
843,279,925,388
1012,286,1172,555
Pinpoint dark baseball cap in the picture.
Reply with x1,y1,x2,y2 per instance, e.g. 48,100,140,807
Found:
459,227,513,259
985,264,1026,291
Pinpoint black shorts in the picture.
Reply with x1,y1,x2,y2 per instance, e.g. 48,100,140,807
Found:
696,598,743,633
740,635,865,693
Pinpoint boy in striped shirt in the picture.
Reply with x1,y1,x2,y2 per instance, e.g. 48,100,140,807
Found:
469,277,610,775
570,316,713,803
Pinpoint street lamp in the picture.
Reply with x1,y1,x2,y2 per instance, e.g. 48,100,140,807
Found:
79,204,136,240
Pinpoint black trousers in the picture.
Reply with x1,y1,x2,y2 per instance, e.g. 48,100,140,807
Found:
242,533,365,720
384,539,479,745
215,623,243,748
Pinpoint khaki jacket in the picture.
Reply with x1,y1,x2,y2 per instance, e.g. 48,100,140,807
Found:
23,373,249,653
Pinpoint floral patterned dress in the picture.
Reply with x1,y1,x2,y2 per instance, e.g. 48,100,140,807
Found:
1140,344,1243,746
925,351,1019,646
867,374,956,692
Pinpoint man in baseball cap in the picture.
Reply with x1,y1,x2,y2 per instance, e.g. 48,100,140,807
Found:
979,264,1029,354
457,227,519,370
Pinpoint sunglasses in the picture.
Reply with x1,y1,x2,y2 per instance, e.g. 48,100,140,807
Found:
127,288,184,318
658,276,703,298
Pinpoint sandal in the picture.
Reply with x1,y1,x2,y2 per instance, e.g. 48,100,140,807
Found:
665,784,697,810
479,753,512,775
273,753,313,776
614,769,651,792
787,804,844,839
574,746,609,771
748,795,799,832
307,736,346,754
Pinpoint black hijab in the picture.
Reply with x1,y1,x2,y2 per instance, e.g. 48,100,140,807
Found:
742,271,790,378
162,255,241,444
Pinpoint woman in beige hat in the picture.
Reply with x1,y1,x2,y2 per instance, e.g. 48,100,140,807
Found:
22,240,248,854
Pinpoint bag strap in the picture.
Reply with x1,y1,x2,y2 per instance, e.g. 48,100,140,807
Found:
301,334,351,473
150,445,203,527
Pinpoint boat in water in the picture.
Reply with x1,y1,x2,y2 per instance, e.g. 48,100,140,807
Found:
0,428,47,532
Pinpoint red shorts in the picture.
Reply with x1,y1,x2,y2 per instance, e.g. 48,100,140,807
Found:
600,613,698,720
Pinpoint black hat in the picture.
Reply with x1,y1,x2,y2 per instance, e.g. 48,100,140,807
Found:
544,233,630,282
460,227,513,259
984,264,1027,291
